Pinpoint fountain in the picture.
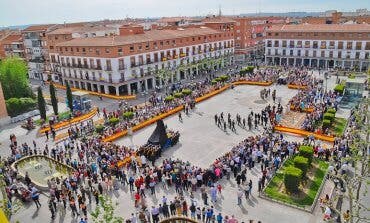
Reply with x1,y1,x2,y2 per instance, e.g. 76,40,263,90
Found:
11,155,74,190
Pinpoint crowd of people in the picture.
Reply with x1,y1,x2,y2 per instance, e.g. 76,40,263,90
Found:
1,65,363,223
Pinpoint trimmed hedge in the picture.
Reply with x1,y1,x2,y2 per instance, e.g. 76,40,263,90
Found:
108,117,119,126
334,84,345,95
5,97,37,117
181,89,192,95
293,156,309,176
95,124,104,134
323,112,335,122
284,166,303,193
219,75,229,82
322,119,331,129
122,111,134,120
299,146,314,165
240,66,255,75
165,95,174,101
326,108,336,114
174,92,183,98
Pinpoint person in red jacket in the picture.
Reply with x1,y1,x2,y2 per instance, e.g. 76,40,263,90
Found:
134,191,140,207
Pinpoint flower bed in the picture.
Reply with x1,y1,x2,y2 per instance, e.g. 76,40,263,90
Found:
233,81,273,86
39,107,98,134
274,125,335,142
287,84,308,90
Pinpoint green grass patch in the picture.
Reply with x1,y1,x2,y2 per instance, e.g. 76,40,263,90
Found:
331,117,347,136
265,158,328,208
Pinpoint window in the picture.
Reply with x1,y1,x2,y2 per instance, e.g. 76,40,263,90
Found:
105,48,110,53
347,42,353,50
129,45,134,52
106,60,112,71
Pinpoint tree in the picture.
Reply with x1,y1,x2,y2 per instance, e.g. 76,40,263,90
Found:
90,195,123,223
329,99,369,223
0,57,33,99
66,82,73,112
156,68,173,94
49,83,58,115
37,87,46,120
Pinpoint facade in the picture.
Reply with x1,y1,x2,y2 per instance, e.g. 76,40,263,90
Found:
49,25,234,96
22,25,57,80
265,24,370,71
46,25,120,82
233,17,287,62
0,31,25,60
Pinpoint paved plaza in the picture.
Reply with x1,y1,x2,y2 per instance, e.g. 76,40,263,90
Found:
116,84,298,168
6,76,339,223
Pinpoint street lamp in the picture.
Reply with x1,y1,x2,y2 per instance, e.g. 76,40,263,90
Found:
324,72,329,94
142,90,148,107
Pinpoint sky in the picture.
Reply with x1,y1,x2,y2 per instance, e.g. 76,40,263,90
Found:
0,0,369,27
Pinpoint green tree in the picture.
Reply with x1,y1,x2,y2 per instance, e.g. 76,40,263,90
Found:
90,195,123,223
0,57,33,99
49,83,58,115
66,82,73,112
37,87,46,120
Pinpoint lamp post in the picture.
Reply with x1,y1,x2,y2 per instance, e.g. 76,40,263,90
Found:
324,72,329,94
142,90,148,107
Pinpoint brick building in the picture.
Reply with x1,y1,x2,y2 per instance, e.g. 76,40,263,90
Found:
303,11,370,25
265,24,370,71
233,16,287,62
0,31,25,60
49,24,234,95
22,24,57,80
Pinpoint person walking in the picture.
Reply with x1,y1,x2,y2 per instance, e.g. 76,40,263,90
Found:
48,198,56,219
31,187,41,208
237,188,243,205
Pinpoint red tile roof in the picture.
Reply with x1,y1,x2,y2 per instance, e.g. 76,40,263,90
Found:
47,26,117,35
56,27,224,47
203,16,236,24
268,24,370,32
1,32,22,44
23,24,55,32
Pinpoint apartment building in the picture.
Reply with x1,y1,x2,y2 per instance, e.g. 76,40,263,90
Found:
50,24,234,96
0,31,25,59
302,11,370,25
46,25,120,81
233,17,286,61
22,24,57,80
265,24,370,71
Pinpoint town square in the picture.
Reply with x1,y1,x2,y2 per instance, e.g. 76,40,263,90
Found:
0,1,369,223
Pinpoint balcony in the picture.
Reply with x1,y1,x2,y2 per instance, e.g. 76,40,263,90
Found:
180,53,187,58
119,65,126,70
105,66,112,71
161,57,167,62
